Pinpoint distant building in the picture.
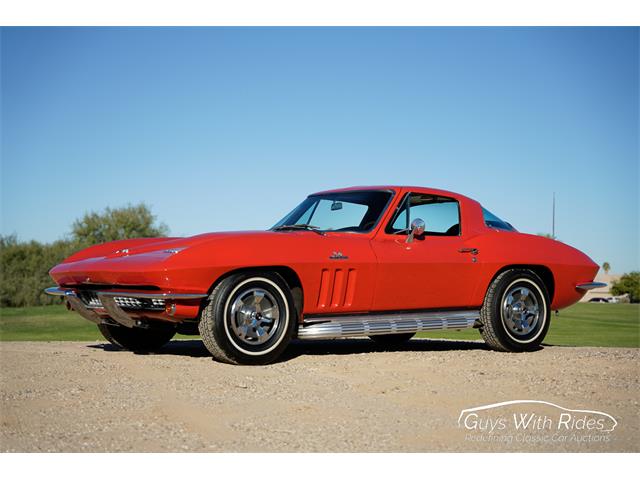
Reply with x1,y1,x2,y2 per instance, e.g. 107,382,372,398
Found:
579,273,622,302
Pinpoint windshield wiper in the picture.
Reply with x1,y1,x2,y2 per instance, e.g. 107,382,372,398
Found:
272,224,325,235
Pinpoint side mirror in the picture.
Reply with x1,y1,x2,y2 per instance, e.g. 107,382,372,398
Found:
406,218,425,243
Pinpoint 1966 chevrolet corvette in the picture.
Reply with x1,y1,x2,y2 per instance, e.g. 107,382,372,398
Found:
46,186,604,364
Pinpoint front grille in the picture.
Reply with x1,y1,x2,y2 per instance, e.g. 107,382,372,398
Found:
78,291,165,311
80,291,102,308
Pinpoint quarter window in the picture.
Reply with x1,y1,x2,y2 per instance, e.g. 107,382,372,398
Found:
482,207,516,231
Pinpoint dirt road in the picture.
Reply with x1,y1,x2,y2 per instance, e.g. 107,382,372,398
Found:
1,339,638,452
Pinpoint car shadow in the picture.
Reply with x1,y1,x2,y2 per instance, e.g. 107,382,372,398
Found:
86,337,490,361
87,340,211,357
281,338,489,360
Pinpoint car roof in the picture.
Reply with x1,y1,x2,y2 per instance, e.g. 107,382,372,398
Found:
309,185,486,234
311,185,466,199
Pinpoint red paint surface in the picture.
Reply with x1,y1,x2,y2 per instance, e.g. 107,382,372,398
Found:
50,186,599,321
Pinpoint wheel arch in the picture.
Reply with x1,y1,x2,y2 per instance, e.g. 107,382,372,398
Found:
206,266,304,322
486,264,555,304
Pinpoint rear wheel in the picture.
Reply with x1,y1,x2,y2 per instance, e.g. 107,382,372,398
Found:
199,272,297,365
369,333,414,346
479,269,550,352
98,323,176,352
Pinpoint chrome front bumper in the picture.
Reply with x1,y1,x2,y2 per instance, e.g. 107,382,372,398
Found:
45,287,207,328
576,282,608,291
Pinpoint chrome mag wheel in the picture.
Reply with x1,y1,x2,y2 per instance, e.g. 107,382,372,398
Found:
200,272,296,364
228,287,281,345
480,269,550,352
501,285,540,337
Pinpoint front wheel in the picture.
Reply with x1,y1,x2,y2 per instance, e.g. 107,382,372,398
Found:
479,269,551,352
199,272,297,365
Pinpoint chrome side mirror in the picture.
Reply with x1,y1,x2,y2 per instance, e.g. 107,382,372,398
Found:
406,218,425,243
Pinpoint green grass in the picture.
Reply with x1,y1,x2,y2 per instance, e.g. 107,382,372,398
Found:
0,304,102,341
0,303,638,347
0,304,193,341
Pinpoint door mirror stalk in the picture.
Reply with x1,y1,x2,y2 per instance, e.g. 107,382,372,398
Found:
406,218,425,243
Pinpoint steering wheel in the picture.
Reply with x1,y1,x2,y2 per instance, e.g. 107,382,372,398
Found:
360,220,376,230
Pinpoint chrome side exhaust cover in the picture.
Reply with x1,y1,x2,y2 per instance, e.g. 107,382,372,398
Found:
297,309,479,340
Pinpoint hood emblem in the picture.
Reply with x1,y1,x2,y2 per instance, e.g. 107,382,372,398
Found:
164,248,185,254
329,251,349,260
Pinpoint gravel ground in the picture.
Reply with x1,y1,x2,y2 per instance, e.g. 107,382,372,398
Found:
1,339,638,452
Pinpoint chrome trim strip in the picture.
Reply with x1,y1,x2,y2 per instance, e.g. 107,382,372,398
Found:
45,287,70,296
576,282,607,291
96,291,208,299
297,309,479,340
44,287,207,300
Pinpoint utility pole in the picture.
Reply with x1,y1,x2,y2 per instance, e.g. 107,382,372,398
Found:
552,192,556,239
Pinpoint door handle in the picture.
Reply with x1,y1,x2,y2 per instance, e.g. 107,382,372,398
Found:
458,248,479,255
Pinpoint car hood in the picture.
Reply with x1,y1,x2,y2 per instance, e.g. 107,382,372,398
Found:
49,230,311,287
62,231,285,261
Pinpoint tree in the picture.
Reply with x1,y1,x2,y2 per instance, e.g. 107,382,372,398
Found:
602,262,611,274
611,272,640,303
0,235,78,307
0,204,169,307
71,203,168,246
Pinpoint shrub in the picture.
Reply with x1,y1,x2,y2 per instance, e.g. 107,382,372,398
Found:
0,203,168,307
0,236,78,307
611,272,640,303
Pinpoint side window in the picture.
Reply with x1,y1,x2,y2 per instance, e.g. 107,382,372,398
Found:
388,194,461,236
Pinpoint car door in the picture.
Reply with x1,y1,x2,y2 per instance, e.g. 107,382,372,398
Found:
370,191,480,311
289,192,389,316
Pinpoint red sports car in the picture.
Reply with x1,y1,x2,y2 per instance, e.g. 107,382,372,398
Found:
46,186,604,364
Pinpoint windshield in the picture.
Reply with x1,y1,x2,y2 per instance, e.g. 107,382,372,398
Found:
272,190,393,233
482,207,516,231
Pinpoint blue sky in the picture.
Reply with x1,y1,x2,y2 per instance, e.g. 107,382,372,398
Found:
1,27,638,273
